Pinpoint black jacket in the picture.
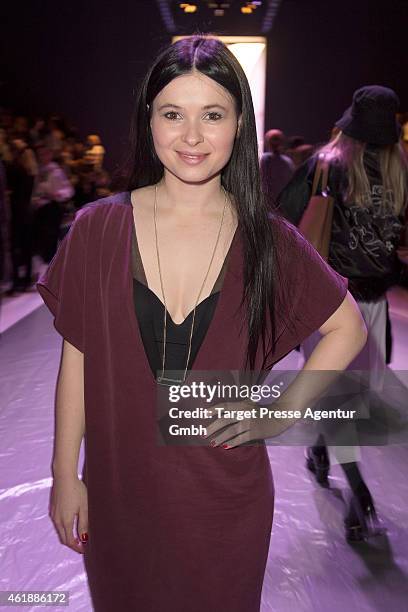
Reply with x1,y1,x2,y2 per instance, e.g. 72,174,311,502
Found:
277,148,406,301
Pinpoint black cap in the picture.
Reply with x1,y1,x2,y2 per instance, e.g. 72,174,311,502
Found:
335,85,401,146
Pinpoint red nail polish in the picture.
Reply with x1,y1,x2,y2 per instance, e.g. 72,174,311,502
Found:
81,532,88,542
222,444,230,449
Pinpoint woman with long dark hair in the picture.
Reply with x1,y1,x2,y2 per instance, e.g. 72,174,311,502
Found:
278,85,408,542
37,36,366,611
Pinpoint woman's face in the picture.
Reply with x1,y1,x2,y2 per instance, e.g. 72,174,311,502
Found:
150,71,241,184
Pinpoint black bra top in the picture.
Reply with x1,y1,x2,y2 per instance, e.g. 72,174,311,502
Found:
131,221,231,378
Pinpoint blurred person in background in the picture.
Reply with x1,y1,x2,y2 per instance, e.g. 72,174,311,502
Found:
58,140,76,183
286,135,316,168
5,138,38,294
278,85,408,541
63,139,86,184
29,117,48,147
44,115,66,157
400,114,408,157
0,107,14,133
11,115,30,140
0,128,12,163
289,143,315,168
286,135,305,150
0,159,7,289
260,128,294,210
32,144,74,263
0,128,11,293
85,133,106,170
74,148,111,209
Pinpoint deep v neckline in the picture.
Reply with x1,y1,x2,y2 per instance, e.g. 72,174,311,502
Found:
133,280,221,328
131,220,232,327
125,190,240,383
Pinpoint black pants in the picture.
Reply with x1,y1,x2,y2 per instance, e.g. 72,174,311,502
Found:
33,201,63,264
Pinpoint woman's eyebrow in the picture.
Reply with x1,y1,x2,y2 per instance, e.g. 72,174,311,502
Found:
157,103,228,111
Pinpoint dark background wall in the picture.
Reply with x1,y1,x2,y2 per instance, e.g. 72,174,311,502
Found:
1,0,406,172
265,0,407,145
0,0,167,174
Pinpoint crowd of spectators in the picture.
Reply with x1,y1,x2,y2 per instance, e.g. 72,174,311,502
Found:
0,109,112,295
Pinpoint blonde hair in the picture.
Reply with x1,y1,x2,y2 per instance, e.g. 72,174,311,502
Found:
317,131,408,216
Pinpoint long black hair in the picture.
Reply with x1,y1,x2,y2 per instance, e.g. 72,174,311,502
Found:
119,34,277,370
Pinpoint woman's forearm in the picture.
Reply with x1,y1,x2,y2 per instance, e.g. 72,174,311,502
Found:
274,324,367,417
261,293,368,434
303,325,367,373
52,340,85,479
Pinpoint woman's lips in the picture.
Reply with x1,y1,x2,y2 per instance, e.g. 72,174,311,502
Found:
176,151,209,165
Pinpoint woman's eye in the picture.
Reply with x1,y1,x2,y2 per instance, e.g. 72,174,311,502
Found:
163,111,181,120
206,112,222,121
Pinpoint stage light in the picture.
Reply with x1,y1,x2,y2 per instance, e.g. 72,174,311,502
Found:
241,6,253,13
179,2,197,12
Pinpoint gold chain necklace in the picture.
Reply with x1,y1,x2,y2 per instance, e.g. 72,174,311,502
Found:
153,183,228,386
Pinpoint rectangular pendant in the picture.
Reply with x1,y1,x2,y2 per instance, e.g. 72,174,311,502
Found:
156,373,187,387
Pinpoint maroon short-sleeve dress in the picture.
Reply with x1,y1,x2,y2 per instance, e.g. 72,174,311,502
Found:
36,191,348,612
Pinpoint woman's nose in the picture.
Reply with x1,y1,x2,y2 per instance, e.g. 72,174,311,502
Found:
181,121,204,146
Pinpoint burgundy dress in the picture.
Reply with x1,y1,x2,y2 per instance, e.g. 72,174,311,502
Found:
36,191,347,611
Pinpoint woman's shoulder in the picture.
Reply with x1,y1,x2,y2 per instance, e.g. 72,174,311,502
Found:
77,191,130,216
267,211,348,313
66,192,131,244
268,211,338,276
269,211,308,252
72,191,130,225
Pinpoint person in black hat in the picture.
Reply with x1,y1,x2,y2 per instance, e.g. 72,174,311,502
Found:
335,84,401,145
277,85,408,542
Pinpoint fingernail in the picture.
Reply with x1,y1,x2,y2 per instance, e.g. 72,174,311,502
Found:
222,444,230,449
81,532,88,542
